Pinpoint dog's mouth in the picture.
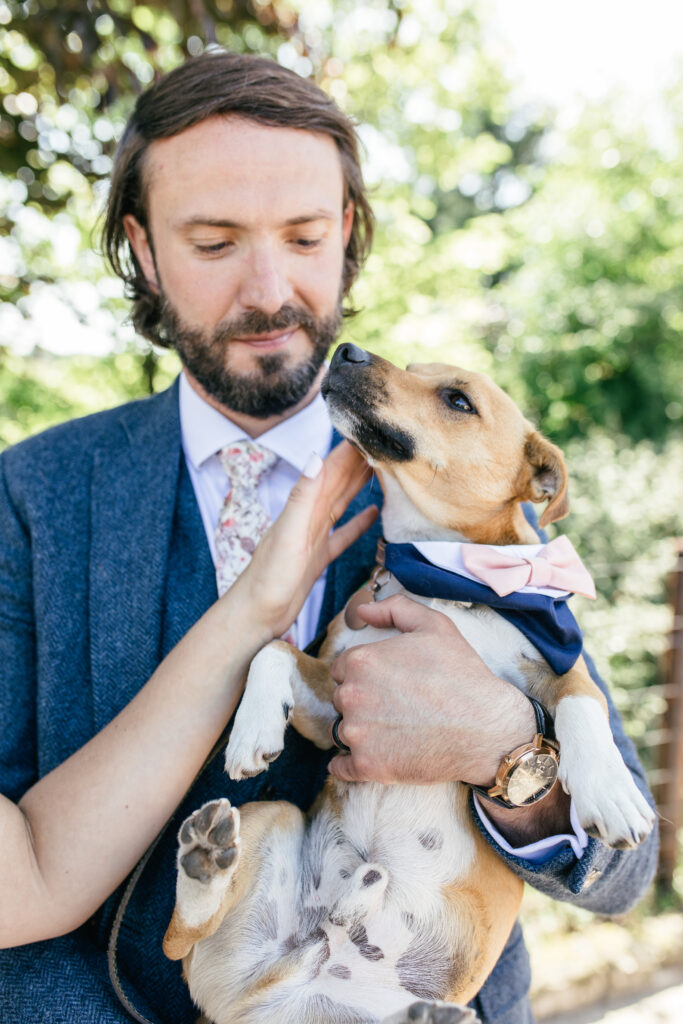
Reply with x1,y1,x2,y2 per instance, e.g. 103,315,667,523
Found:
322,373,415,464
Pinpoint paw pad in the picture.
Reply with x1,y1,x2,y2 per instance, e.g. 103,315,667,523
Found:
178,799,240,885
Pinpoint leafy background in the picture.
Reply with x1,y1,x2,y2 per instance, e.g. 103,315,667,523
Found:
1,0,683,1003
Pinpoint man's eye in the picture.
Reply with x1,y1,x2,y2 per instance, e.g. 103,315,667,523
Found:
293,237,322,249
194,241,232,254
442,389,477,414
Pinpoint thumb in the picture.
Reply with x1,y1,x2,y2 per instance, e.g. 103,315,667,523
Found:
286,451,326,504
270,452,326,530
354,593,445,634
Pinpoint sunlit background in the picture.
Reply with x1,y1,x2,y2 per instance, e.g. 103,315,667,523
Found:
1,2,682,1019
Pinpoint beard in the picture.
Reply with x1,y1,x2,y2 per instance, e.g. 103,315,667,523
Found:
158,295,343,418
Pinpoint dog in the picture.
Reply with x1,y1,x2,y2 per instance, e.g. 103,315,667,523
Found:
162,345,655,1024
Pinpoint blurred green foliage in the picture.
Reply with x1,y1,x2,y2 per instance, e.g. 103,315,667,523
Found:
0,346,180,447
0,0,681,782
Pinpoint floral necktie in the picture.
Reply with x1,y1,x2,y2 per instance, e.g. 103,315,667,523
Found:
215,439,278,597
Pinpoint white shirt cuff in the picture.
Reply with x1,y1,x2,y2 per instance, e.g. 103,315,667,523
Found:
473,793,589,863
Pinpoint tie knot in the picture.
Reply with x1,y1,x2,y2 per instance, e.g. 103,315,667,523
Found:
524,555,553,589
217,440,278,491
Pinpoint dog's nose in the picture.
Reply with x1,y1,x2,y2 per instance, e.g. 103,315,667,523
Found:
331,343,372,369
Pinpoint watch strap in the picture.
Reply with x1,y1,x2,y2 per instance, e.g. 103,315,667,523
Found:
528,695,556,742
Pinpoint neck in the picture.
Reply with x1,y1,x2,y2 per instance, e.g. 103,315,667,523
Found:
379,474,540,546
379,475,469,543
182,366,326,439
458,505,540,546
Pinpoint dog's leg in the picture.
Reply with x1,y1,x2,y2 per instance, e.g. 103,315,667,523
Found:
531,658,656,849
224,641,336,781
380,1002,479,1024
163,798,305,962
163,798,242,962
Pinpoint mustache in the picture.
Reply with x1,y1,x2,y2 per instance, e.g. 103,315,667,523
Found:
210,305,319,344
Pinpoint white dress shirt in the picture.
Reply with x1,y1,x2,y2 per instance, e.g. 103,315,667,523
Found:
179,371,333,649
178,371,585,862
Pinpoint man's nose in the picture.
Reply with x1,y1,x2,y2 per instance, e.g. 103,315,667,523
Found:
237,242,293,315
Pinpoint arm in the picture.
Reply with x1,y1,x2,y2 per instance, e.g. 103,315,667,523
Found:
0,443,377,949
328,595,658,915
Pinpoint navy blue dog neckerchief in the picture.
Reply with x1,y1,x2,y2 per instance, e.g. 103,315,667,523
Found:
383,542,583,676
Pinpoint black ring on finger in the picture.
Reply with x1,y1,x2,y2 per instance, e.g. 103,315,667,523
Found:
331,713,351,753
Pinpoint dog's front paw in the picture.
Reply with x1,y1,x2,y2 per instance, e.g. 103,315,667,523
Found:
567,760,655,850
224,644,295,781
556,697,656,849
224,697,291,780
381,1002,479,1024
178,799,241,884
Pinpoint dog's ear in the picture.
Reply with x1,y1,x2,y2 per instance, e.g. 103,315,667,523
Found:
518,430,570,527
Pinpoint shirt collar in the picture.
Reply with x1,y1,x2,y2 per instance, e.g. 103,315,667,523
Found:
179,370,333,473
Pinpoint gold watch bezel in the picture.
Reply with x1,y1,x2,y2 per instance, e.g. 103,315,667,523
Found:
485,733,560,807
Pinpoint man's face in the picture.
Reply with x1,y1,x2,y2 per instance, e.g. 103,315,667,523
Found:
124,116,353,418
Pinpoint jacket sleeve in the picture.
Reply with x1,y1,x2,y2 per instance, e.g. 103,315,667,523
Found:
471,649,659,914
0,451,38,802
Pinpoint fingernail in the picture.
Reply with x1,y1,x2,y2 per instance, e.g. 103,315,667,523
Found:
302,452,323,479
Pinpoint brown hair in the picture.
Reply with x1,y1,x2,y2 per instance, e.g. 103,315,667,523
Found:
103,49,374,346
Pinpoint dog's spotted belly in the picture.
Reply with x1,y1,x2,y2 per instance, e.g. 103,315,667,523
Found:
185,784,479,1024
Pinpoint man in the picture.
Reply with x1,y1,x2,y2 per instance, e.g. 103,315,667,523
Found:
0,51,657,1023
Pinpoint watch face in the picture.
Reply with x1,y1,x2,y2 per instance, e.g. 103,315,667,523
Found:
507,753,558,806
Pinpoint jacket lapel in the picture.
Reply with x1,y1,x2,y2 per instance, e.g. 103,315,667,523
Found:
89,380,186,731
316,429,384,633
160,456,218,658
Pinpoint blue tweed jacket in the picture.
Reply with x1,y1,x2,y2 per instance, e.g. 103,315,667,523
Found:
0,381,658,1024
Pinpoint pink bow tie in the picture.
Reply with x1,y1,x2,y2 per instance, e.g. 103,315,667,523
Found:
461,535,596,599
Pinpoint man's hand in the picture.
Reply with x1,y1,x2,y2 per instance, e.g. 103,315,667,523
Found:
328,594,572,843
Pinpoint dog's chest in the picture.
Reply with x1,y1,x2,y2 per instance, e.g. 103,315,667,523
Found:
332,577,541,692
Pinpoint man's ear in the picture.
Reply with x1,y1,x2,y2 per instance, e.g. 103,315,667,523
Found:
123,214,159,293
342,201,354,248
518,430,570,527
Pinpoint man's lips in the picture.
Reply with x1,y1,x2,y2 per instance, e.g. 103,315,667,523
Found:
233,328,298,349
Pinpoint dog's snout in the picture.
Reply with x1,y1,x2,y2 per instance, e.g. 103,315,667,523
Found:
331,343,373,369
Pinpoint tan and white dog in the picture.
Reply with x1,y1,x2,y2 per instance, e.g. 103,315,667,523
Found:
163,347,654,1024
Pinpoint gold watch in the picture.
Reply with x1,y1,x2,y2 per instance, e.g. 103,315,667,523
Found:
470,697,560,809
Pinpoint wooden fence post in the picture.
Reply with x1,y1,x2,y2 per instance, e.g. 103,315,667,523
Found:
655,539,683,893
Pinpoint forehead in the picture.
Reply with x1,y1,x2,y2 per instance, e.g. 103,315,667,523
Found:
142,115,346,223
400,360,529,426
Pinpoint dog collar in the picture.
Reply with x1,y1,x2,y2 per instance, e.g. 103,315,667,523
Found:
343,550,395,630
408,537,595,600
380,540,586,676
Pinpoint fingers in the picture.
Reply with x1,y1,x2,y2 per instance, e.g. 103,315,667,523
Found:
328,714,373,782
323,442,373,518
352,594,452,634
328,505,379,561
284,453,327,508
286,442,372,530
328,752,369,782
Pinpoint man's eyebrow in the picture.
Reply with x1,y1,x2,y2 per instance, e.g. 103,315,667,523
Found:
176,210,337,230
282,210,337,226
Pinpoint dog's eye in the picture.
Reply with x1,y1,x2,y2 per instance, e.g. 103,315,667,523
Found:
442,389,477,414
